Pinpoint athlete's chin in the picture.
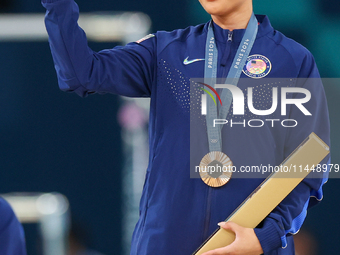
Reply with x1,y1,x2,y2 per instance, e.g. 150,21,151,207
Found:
199,1,231,16
200,4,223,15
204,8,230,17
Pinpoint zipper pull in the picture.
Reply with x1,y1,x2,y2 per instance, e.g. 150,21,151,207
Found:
228,31,233,42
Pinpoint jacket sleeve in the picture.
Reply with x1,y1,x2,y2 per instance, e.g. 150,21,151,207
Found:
42,0,156,98
254,52,331,253
0,198,27,255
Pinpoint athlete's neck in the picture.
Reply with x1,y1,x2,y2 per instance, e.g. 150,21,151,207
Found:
211,6,253,31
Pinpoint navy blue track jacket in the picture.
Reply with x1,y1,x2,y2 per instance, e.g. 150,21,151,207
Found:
42,0,331,254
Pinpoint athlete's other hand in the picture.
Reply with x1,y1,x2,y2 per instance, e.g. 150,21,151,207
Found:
201,221,263,255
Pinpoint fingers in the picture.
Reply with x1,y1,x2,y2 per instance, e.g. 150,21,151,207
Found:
201,246,230,255
218,221,240,233
201,222,262,255
201,223,239,255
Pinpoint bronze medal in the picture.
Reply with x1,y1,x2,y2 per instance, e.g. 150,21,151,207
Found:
199,151,233,187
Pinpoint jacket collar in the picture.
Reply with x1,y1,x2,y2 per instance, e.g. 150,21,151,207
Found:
204,15,274,43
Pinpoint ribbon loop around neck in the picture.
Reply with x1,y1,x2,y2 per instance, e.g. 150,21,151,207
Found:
203,13,258,152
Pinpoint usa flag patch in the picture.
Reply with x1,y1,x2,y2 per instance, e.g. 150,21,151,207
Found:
136,34,155,43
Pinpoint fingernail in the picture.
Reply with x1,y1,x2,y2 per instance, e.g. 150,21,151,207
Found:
218,222,226,227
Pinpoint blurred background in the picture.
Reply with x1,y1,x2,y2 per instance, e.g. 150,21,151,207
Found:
0,0,339,254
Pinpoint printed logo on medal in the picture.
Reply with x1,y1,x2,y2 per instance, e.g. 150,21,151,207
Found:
243,54,272,78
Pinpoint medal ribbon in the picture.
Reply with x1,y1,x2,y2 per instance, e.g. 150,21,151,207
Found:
204,13,258,152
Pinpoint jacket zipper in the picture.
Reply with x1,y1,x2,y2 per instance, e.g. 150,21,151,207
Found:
203,187,213,238
228,31,233,42
221,31,233,78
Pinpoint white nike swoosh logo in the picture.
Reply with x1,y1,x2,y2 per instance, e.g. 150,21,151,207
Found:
183,56,205,65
